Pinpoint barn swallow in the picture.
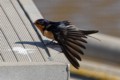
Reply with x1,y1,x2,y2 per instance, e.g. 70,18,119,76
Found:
34,19,98,69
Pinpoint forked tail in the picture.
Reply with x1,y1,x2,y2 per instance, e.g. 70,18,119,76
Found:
81,30,98,35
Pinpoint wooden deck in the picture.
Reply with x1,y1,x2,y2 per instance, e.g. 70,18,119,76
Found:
0,0,68,63
0,0,69,80
1,0,120,80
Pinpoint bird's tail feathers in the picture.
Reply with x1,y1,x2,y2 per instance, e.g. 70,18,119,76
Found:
81,30,98,35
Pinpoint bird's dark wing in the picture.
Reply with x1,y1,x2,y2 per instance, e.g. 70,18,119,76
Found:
53,25,88,69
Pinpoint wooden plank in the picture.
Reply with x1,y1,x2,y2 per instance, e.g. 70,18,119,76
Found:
11,0,47,61
0,28,17,62
0,6,29,62
0,30,3,62
0,0,44,62
19,0,69,63
18,0,54,61
0,54,4,62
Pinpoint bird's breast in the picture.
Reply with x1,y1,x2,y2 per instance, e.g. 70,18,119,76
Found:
43,30,55,40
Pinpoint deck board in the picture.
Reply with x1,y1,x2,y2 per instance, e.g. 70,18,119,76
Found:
0,29,17,62
0,6,30,61
0,0,69,80
11,0,48,61
0,0,68,63
17,0,52,61
1,0,45,62
19,0,69,63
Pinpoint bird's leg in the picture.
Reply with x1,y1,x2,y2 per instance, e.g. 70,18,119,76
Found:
45,39,58,46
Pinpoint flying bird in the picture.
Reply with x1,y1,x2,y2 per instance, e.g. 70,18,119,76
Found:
34,19,98,69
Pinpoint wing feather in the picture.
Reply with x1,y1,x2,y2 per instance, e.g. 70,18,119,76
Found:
66,41,84,55
57,37,80,69
53,25,98,69
65,45,82,61
67,38,86,49
68,36,87,43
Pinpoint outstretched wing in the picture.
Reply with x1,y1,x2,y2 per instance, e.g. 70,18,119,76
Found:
53,25,87,69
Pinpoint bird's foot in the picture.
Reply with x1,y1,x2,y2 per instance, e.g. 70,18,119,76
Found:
45,40,58,46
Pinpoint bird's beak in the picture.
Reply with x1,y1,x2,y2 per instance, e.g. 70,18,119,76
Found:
33,22,36,25
34,20,37,25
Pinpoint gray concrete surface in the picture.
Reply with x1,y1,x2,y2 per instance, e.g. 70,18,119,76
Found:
0,62,69,80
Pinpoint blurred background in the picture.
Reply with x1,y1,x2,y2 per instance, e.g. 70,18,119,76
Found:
33,0,120,80
33,0,120,37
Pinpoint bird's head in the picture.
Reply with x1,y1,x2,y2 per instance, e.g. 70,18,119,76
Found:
34,19,49,33
34,19,49,27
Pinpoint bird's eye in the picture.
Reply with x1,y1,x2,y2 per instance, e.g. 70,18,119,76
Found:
36,21,43,25
36,22,39,24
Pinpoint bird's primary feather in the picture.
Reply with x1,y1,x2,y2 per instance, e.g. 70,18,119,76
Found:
52,25,87,69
